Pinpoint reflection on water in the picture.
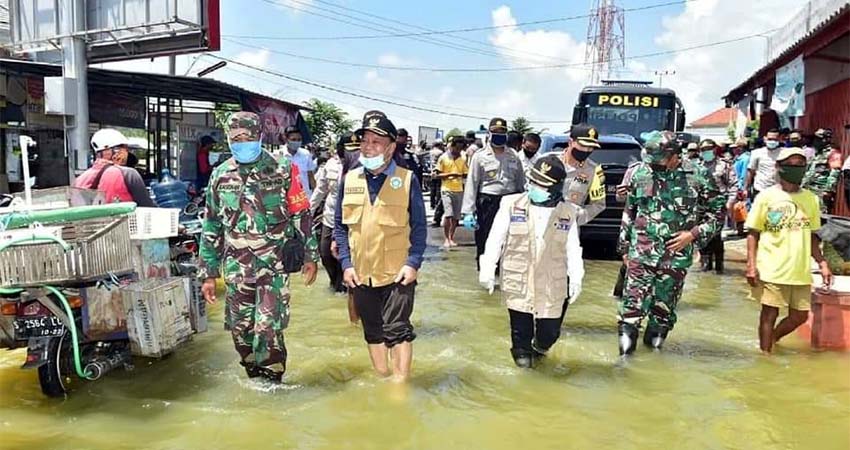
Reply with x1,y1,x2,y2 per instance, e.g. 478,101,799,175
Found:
1,245,849,450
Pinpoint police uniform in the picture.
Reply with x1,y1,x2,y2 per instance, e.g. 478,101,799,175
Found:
562,124,606,226
461,118,527,268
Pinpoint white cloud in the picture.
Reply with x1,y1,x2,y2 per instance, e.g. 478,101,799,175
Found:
652,0,809,121
234,49,271,70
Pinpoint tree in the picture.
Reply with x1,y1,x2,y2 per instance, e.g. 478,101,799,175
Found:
303,98,356,147
511,117,534,135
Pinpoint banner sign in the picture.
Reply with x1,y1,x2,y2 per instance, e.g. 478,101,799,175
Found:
242,96,299,146
89,91,147,129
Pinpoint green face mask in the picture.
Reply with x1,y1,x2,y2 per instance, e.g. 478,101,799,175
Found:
778,165,806,185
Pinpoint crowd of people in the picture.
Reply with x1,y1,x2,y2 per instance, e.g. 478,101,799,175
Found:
140,106,842,384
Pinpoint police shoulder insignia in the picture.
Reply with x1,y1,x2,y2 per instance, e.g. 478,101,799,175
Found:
390,176,403,190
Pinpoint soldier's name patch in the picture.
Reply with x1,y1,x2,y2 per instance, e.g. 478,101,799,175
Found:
345,186,366,194
510,215,527,223
218,183,242,191
259,180,284,190
390,176,403,190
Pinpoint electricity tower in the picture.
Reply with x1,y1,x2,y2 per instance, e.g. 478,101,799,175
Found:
585,0,626,85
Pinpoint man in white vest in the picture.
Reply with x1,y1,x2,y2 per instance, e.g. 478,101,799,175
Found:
479,155,585,368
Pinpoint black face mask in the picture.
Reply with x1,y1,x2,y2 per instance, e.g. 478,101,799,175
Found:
523,148,537,158
343,150,361,172
572,148,591,162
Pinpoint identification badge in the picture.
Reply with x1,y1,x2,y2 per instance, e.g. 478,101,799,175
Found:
390,176,403,190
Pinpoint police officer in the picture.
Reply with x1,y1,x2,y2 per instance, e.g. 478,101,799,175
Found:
561,124,606,225
802,128,841,213
461,117,526,269
334,111,427,382
199,112,319,383
617,131,725,355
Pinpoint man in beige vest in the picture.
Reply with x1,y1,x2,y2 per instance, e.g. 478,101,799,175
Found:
334,110,427,382
479,155,585,368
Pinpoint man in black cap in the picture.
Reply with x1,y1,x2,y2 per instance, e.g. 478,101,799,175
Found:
462,117,526,270
334,110,427,382
479,154,584,368
561,123,606,225
394,128,424,189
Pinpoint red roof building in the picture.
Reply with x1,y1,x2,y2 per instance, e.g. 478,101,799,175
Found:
689,108,737,128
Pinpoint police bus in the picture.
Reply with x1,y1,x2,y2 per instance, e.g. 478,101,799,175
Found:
570,80,686,141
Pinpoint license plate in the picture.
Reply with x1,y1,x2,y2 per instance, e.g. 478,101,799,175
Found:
606,184,618,194
13,316,65,339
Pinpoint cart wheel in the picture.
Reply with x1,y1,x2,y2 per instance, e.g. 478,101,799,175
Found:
38,332,73,398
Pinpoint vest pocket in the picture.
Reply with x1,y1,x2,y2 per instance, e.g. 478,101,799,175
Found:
342,205,364,224
377,206,409,228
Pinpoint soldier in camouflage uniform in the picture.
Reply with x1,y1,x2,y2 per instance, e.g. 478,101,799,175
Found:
199,112,319,383
697,139,737,274
802,128,841,213
616,131,725,355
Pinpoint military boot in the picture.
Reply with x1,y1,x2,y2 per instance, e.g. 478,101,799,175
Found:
714,256,724,274
700,254,713,272
240,361,262,379
618,322,639,356
643,324,670,350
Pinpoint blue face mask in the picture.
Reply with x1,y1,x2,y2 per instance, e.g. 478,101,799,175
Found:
765,140,780,150
527,185,551,203
359,153,386,171
287,141,302,153
701,150,715,162
490,133,508,147
230,141,262,164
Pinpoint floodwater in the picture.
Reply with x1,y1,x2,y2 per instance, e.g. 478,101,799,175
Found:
1,238,849,450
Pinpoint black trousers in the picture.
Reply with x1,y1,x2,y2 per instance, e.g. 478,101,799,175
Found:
430,179,441,209
354,282,416,347
320,224,345,292
474,193,503,270
508,301,569,357
700,234,724,269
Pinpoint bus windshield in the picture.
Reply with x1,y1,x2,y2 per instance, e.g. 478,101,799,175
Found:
587,106,671,137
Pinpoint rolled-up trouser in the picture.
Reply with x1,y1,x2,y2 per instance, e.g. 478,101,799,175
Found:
509,301,569,356
226,272,290,373
618,261,686,329
319,224,345,292
354,282,416,347
474,193,503,270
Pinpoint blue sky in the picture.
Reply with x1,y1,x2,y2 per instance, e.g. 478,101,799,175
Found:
105,0,809,136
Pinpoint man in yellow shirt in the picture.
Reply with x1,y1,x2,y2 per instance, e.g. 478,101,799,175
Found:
745,148,833,354
436,136,470,247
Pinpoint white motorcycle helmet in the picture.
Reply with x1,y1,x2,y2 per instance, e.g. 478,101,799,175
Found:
90,128,129,153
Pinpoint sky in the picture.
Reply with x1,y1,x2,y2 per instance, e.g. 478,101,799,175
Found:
100,0,812,137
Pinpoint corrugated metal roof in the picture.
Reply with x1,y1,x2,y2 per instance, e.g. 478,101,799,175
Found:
724,2,850,103
0,57,307,111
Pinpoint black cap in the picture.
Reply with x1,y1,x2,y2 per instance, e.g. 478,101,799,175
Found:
199,135,216,146
528,155,567,188
284,126,300,136
465,130,476,139
450,135,466,145
489,117,508,133
397,128,408,137
570,123,601,148
355,110,398,140
336,131,360,151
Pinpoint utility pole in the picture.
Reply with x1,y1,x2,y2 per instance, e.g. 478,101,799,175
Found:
60,0,89,182
654,70,675,87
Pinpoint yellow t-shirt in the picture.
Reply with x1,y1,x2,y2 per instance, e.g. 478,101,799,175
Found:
438,153,468,192
745,186,821,285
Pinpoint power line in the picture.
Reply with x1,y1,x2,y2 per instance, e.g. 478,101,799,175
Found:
223,29,779,73
230,0,695,41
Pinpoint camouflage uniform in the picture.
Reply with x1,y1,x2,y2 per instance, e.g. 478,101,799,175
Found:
199,112,318,376
802,148,840,213
617,133,725,335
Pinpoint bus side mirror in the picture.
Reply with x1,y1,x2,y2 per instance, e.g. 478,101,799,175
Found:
572,106,583,124
676,110,686,132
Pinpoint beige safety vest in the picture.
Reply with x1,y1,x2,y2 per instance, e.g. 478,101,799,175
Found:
500,195,572,318
341,166,412,287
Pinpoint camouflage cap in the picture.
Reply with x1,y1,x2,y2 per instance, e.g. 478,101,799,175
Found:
642,130,681,164
226,111,261,141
